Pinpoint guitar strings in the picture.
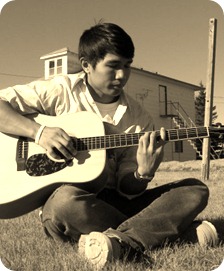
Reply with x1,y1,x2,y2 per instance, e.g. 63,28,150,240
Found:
74,127,210,151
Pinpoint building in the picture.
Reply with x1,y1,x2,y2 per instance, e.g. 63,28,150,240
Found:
40,47,82,79
40,48,204,161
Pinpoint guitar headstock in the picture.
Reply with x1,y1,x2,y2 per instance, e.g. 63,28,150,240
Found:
210,126,224,140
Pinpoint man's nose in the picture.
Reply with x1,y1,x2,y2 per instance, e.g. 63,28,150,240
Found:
115,69,126,80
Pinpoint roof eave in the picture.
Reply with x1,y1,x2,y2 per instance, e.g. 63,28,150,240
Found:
131,67,205,91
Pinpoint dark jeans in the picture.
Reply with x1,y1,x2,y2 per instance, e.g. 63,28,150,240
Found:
41,178,209,250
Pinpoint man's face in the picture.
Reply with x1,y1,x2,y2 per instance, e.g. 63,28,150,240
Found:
85,53,133,103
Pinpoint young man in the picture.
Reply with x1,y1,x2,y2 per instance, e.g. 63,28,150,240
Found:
0,23,218,269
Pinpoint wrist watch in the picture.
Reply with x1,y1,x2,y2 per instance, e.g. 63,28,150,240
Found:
134,170,154,182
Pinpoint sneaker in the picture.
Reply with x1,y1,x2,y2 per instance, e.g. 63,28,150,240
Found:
78,231,139,270
196,220,219,247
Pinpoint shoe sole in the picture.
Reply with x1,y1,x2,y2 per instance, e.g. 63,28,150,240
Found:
196,220,219,247
78,232,113,270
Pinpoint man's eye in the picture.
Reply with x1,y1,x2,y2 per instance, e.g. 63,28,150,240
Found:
107,64,118,69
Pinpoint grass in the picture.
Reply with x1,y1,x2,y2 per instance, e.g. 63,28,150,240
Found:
0,159,224,271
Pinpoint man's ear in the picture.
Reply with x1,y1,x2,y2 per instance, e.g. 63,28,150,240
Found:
80,57,91,73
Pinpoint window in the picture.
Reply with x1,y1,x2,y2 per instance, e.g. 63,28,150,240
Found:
174,141,183,153
57,59,62,74
49,61,55,76
159,85,168,116
48,58,63,76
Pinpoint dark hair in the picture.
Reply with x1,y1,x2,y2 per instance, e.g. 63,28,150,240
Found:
78,23,135,68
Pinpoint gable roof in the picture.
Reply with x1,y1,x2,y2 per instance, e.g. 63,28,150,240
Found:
40,47,78,60
131,67,205,91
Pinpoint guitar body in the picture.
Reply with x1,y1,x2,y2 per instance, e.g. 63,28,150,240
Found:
0,112,106,218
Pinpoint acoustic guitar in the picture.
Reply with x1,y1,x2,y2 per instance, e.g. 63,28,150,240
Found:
0,111,223,218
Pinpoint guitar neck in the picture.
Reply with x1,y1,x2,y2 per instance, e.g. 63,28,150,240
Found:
74,126,210,151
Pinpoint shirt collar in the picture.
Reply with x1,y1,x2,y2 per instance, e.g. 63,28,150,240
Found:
69,71,132,112
68,71,86,89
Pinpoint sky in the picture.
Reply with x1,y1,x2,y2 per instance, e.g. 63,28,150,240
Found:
0,0,223,123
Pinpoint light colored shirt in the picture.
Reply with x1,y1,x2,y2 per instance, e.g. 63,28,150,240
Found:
95,99,120,120
0,71,154,198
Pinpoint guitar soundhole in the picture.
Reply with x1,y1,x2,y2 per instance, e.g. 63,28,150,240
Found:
26,154,72,176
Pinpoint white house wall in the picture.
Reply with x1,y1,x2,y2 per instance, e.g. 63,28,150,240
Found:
126,68,197,161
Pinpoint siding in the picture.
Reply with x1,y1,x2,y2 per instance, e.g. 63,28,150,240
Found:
125,68,198,161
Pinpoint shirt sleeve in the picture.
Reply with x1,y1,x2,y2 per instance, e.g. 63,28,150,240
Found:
0,76,73,116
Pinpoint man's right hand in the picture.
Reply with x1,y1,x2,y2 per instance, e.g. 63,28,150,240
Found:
38,126,77,161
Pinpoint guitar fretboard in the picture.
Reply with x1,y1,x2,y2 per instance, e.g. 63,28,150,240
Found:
73,126,210,151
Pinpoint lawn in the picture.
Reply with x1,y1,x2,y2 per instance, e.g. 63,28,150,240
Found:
0,159,223,271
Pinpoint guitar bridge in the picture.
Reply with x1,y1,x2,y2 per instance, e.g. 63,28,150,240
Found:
16,137,28,171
